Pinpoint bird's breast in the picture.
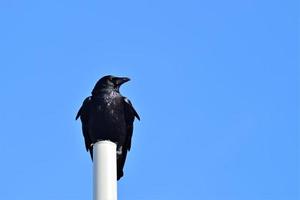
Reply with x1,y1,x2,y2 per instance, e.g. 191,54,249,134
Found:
89,92,127,145
95,93,123,121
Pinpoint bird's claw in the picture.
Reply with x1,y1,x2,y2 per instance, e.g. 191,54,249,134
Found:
117,146,123,155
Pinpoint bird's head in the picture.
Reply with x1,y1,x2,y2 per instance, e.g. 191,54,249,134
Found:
92,75,130,95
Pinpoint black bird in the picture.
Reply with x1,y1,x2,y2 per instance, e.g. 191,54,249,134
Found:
76,75,140,180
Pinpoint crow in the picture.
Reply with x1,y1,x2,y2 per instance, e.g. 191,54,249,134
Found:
76,75,140,180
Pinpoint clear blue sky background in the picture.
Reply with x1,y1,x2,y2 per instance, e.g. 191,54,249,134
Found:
0,0,298,200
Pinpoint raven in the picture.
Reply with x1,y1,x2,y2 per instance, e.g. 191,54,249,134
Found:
76,75,140,180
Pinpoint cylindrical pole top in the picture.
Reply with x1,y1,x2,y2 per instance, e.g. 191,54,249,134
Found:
93,140,117,200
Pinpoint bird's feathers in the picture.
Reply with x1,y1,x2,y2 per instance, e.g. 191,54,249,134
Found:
76,76,139,180
124,97,140,120
76,97,93,153
123,97,140,150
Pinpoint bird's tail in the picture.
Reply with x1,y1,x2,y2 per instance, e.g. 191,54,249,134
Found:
117,149,127,180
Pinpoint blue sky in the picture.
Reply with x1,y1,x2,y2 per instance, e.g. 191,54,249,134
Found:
0,0,298,199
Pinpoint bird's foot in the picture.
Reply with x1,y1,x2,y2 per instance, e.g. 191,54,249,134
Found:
116,146,123,156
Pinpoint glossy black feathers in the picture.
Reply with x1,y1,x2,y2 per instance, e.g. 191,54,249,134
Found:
76,75,140,180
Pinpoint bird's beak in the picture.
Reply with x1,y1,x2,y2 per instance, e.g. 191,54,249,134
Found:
116,77,130,86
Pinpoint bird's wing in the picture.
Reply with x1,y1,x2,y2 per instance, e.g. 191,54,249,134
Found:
123,97,140,151
76,97,92,152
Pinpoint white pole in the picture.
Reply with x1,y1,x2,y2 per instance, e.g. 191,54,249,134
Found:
93,140,117,200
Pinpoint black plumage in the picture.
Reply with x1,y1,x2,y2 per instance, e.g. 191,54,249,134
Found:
76,75,140,180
